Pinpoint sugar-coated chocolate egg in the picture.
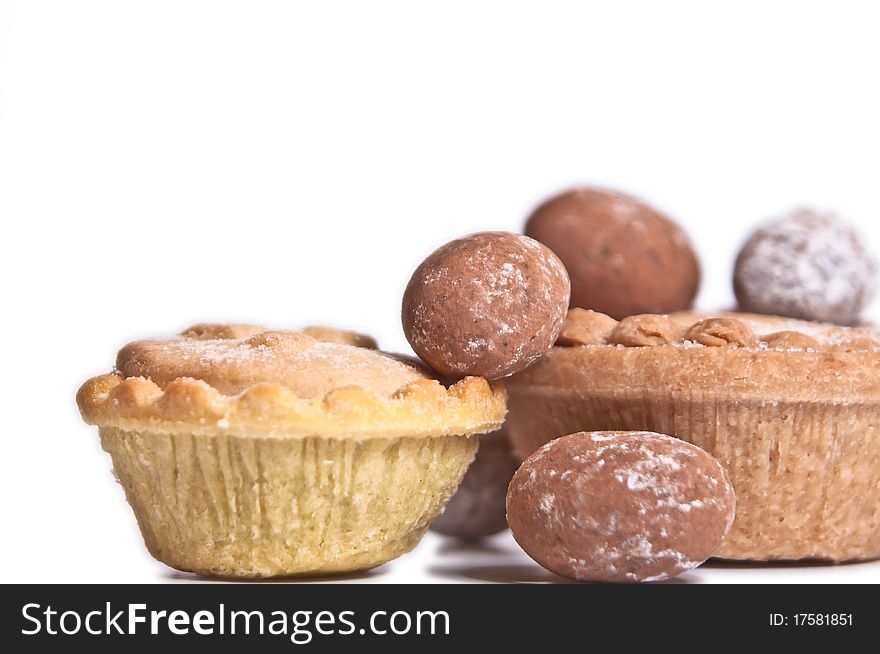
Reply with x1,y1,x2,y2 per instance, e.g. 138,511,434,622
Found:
402,231,571,379
506,431,735,583
525,187,700,319
734,209,876,325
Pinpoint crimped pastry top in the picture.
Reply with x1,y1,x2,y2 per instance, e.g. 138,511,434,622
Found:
78,324,507,438
116,324,427,397
507,309,880,403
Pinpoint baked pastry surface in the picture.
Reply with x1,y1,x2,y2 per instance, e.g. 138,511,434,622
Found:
505,309,880,562
78,324,506,577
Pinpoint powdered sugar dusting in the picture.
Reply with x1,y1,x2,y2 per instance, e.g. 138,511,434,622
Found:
615,451,683,492
117,331,429,397
539,494,555,515
735,209,876,324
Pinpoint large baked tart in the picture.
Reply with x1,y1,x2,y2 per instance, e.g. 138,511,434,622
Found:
77,324,506,577
504,309,880,562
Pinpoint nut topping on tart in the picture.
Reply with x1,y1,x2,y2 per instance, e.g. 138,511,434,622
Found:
608,314,685,347
684,317,758,348
554,309,880,353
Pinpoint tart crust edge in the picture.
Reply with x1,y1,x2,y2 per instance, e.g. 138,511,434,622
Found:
78,373,507,439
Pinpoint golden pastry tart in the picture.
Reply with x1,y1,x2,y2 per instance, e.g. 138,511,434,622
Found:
504,309,880,562
77,324,506,578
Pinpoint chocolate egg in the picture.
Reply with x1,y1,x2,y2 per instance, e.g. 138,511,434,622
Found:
525,187,700,319
734,209,876,325
431,430,519,540
506,431,735,583
402,231,571,379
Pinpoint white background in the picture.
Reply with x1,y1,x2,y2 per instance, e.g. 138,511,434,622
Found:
1,0,879,583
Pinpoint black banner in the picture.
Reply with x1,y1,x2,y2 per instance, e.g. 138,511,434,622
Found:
0,584,872,651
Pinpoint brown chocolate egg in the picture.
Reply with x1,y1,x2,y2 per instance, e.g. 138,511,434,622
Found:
402,231,571,379
525,187,700,319
506,431,735,583
431,430,519,540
